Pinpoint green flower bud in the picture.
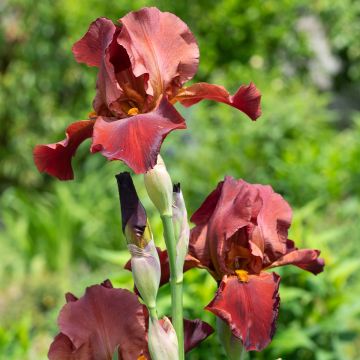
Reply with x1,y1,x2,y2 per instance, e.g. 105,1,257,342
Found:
144,155,173,216
173,183,190,277
148,317,179,360
128,240,160,310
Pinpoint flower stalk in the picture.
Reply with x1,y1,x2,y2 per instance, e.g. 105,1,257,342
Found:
161,214,185,360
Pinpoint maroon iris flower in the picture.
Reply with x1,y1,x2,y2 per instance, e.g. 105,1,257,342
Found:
188,176,324,351
33,7,261,180
48,280,213,359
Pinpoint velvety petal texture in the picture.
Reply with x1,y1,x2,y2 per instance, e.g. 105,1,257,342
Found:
118,7,199,98
33,120,94,180
91,97,186,173
49,281,149,360
176,82,262,120
206,273,280,351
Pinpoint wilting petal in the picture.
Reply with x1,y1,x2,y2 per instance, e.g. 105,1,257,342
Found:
91,97,186,174
58,282,149,360
118,7,199,98
72,17,116,67
206,273,280,351
269,240,324,275
176,82,261,120
33,120,94,180
254,185,292,263
48,333,91,360
183,318,214,352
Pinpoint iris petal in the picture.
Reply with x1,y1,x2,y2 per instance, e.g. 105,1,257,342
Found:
206,273,280,351
33,120,94,180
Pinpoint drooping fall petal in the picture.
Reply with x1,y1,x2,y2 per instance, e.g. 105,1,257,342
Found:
269,239,324,275
91,97,186,174
206,273,280,352
175,82,261,120
56,282,149,360
33,120,94,180
183,318,214,352
118,7,199,98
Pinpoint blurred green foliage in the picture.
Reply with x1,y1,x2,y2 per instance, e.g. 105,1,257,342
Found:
0,0,359,359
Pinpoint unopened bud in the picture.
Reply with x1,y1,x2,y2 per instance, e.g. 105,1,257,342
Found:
173,183,190,276
148,317,179,360
116,172,150,248
217,318,245,360
128,240,160,310
144,155,173,216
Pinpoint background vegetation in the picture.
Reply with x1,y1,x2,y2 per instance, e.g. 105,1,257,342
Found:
0,0,359,359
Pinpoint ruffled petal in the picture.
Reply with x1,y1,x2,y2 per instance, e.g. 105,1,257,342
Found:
91,97,186,174
33,120,94,180
269,240,324,275
57,281,149,360
183,318,214,352
254,185,293,263
48,333,91,360
118,7,199,98
176,82,261,120
72,17,116,67
206,273,280,351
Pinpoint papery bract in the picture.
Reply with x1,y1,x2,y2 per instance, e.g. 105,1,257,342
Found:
34,7,262,180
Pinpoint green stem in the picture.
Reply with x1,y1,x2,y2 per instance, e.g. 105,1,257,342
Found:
148,306,158,321
161,215,184,360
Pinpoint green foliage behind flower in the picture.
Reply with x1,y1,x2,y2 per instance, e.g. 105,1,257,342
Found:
0,0,359,359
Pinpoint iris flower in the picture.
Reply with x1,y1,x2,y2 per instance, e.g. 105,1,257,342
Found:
188,176,324,351
48,280,213,359
33,7,261,180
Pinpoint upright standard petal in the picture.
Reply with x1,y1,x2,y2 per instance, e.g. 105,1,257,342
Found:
33,120,94,180
72,17,116,67
206,273,280,351
254,185,293,263
175,82,262,120
57,282,149,360
118,7,199,98
91,97,186,174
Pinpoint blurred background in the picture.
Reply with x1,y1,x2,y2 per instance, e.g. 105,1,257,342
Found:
0,0,359,359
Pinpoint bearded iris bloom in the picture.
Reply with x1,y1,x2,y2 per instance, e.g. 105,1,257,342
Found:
33,7,261,180
188,176,324,351
48,280,213,360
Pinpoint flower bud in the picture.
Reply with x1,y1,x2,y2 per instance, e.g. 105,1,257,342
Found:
216,318,245,360
128,240,160,310
116,172,150,248
173,183,190,276
144,155,173,216
148,316,179,360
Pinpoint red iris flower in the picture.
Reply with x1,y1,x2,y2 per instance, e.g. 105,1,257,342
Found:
33,7,261,180
188,176,325,351
48,280,213,359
